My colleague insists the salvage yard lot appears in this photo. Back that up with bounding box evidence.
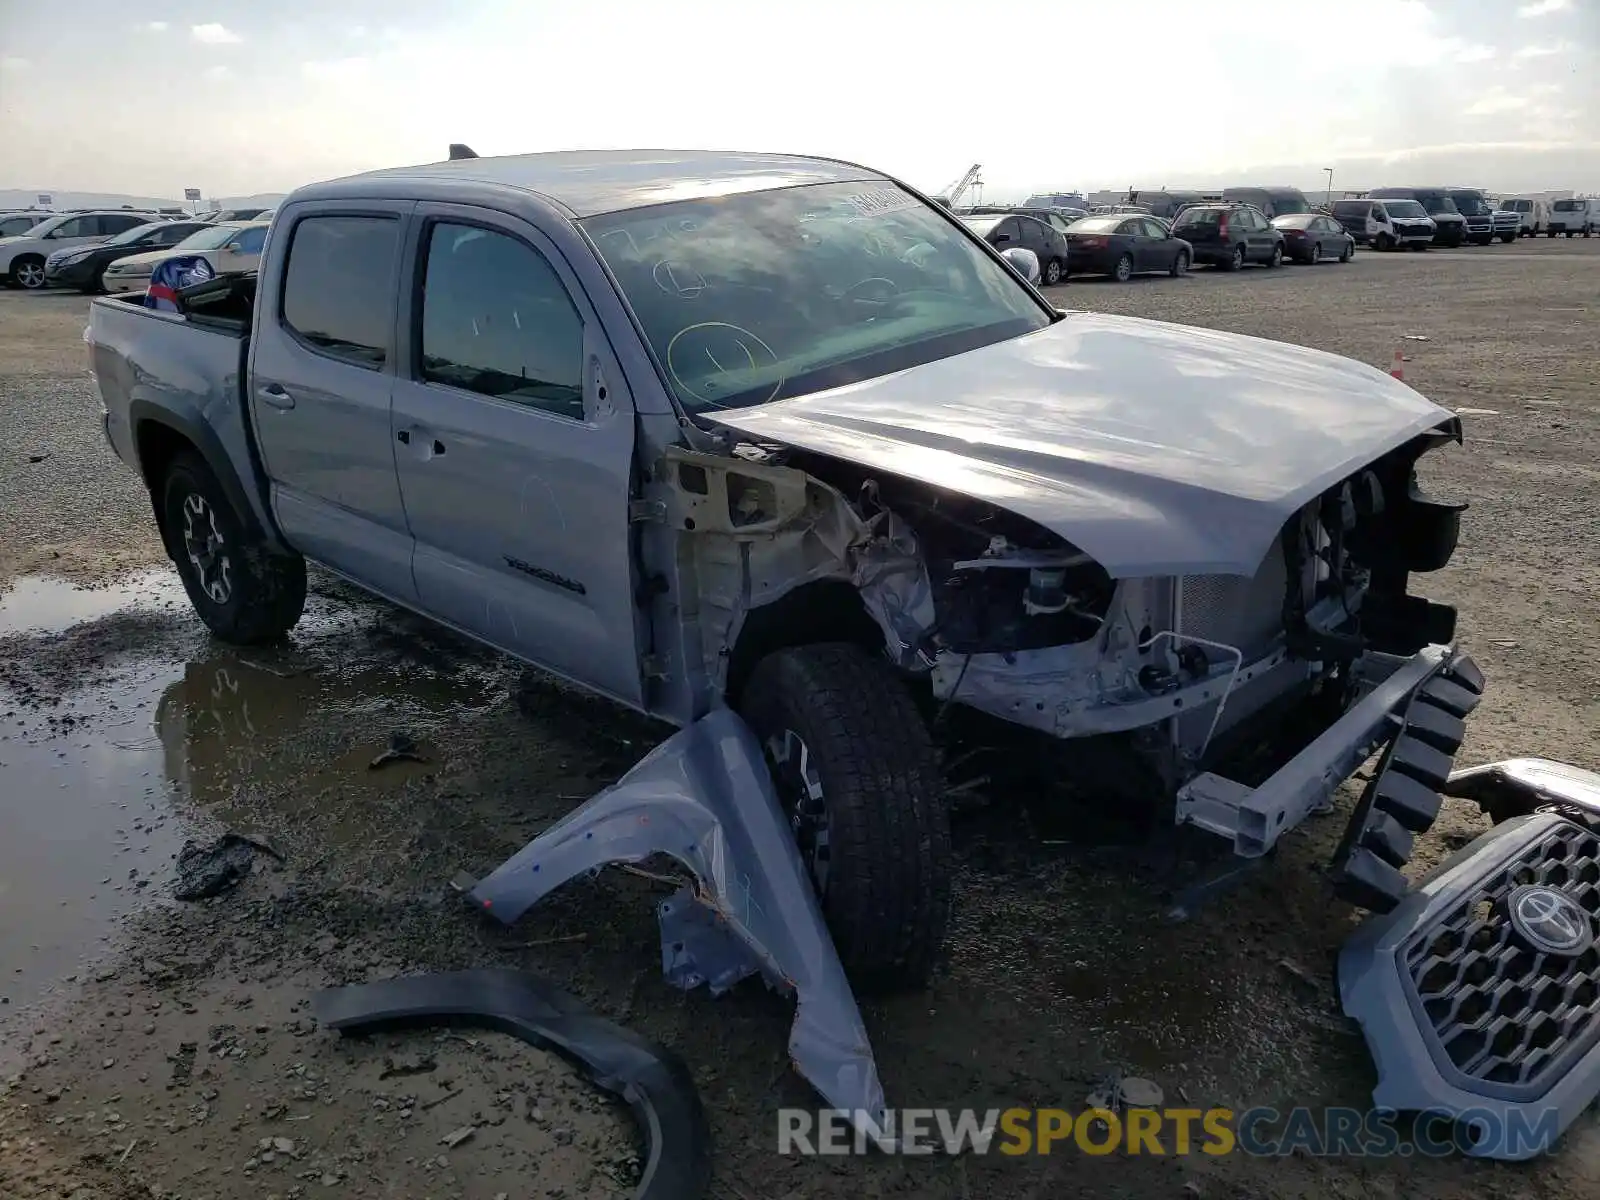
[1,239,1598,1198]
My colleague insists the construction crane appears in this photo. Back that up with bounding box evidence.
[936,164,983,209]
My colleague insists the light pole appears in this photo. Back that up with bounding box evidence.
[1323,167,1335,207]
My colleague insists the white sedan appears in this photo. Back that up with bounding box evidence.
[102,221,271,294]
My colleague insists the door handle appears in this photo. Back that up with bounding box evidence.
[430,438,446,456]
[257,384,295,410]
[396,429,410,444]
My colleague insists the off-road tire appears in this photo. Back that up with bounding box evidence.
[161,452,307,644]
[739,642,952,992]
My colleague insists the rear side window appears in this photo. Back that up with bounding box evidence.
[281,215,399,368]
[98,214,146,235]
[418,222,585,421]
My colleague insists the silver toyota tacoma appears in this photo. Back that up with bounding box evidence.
[87,148,1482,994]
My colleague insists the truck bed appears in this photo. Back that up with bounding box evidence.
[88,272,279,544]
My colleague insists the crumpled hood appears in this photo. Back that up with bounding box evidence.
[708,311,1456,578]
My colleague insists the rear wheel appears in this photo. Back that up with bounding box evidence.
[739,643,952,992]
[1169,249,1189,277]
[1309,242,1322,264]
[1112,252,1134,282]
[1042,256,1063,286]
[1339,239,1353,262]
[1264,243,1283,268]
[161,453,307,644]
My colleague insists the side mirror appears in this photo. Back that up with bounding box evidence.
[1001,246,1041,285]
[226,243,243,253]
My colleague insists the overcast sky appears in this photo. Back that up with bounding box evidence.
[1,0,1596,201]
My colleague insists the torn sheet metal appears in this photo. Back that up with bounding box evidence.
[850,509,936,670]
[312,969,710,1200]
[454,707,893,1145]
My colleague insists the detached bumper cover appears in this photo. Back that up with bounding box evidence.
[1340,806,1600,1160]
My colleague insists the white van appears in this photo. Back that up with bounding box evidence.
[1497,197,1548,236]
[1330,197,1436,250]
[1546,198,1597,237]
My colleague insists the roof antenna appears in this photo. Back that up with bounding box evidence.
[448,143,479,161]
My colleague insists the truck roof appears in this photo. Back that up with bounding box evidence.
[302,149,887,217]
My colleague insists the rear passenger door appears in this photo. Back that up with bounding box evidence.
[248,202,418,602]
[389,206,645,708]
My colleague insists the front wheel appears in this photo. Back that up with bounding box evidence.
[1499,233,1516,244]
[739,643,952,992]
[1339,240,1353,262]
[1170,249,1189,277]
[161,453,307,644]
[1042,256,1064,286]
[1264,243,1283,268]
[1222,244,1244,271]
[1309,242,1322,264]
[10,255,46,290]
[1112,252,1134,282]
[1374,233,1393,251]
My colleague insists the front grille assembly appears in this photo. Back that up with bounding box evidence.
[1406,824,1600,1091]
[1340,810,1600,1160]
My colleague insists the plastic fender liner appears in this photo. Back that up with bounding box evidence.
[312,969,712,1200]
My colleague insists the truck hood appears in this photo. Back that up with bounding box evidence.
[707,311,1456,578]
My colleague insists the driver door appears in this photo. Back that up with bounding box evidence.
[389,205,647,708]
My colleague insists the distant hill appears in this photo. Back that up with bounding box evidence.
[0,189,285,213]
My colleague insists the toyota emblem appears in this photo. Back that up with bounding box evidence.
[1506,885,1594,957]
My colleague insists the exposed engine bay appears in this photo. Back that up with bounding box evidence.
[657,420,1464,786]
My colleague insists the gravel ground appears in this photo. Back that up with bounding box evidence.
[1,239,1598,1199]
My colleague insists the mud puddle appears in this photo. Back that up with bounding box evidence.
[0,569,508,1044]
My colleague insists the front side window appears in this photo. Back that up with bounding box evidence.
[232,227,268,254]
[280,215,399,368]
[418,223,585,421]
[48,216,95,239]
[583,181,1050,414]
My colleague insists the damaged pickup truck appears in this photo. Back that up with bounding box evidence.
[87,148,1483,989]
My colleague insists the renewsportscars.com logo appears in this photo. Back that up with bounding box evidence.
[777,1106,1562,1159]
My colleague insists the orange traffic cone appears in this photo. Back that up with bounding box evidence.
[1389,346,1405,381]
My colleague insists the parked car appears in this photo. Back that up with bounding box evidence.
[101,221,272,294]
[1022,192,1090,213]
[1169,203,1284,270]
[0,211,53,238]
[1127,190,1208,220]
[198,207,273,224]
[1489,208,1521,243]
[1547,198,1597,237]
[1444,189,1496,246]
[43,220,214,293]
[1220,186,1311,218]
[1271,212,1355,264]
[1330,198,1436,250]
[86,147,1480,990]
[1496,196,1547,236]
[1367,189,1467,247]
[1061,214,1191,281]
[959,213,1070,285]
[0,210,156,289]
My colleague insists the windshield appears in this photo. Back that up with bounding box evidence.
[1067,217,1122,233]
[1331,201,1369,217]
[1553,199,1582,211]
[1268,196,1308,216]
[1385,200,1428,218]
[1173,209,1222,226]
[1448,192,1489,216]
[582,182,1050,414]
[1418,195,1460,216]
[1505,199,1530,212]
[960,216,1004,236]
[173,225,246,251]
